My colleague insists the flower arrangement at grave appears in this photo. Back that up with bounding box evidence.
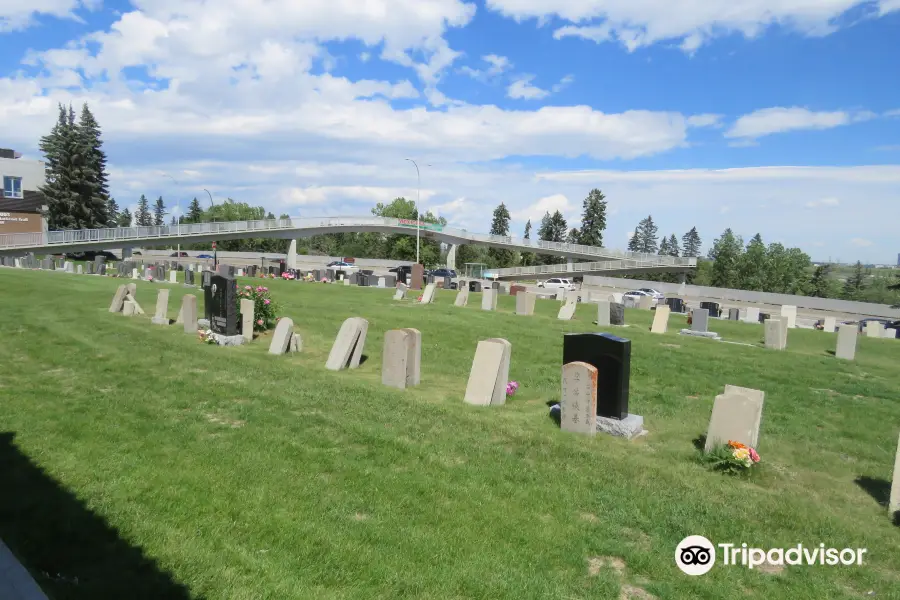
[506,381,519,397]
[320,277,328,283]
[198,329,220,344]
[239,285,280,332]
[282,272,296,281]
[702,440,761,475]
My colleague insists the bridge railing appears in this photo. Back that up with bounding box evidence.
[485,256,698,278]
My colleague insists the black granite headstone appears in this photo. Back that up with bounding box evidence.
[205,274,238,335]
[563,333,631,420]
[609,302,625,325]
[700,301,720,318]
[185,269,195,285]
[349,272,359,284]
[357,274,368,286]
[469,280,482,292]
[98,263,106,275]
[759,312,769,323]
[665,297,685,313]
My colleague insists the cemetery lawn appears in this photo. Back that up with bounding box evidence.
[3,270,900,600]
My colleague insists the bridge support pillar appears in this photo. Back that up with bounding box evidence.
[287,240,298,270]
[122,247,133,259]
[446,244,457,270]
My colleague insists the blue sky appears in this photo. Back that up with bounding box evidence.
[2,0,899,263]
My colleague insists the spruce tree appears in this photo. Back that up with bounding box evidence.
[39,104,84,229]
[637,215,658,253]
[106,198,119,227]
[843,261,867,300]
[77,103,110,226]
[117,208,132,227]
[667,234,679,257]
[488,203,514,266]
[681,226,702,257]
[135,195,152,226]
[153,196,166,226]
[627,229,641,252]
[537,211,568,264]
[186,197,203,223]
[658,236,670,255]
[566,228,580,244]
[708,228,744,288]
[577,189,607,247]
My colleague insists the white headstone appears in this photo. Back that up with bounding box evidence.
[463,339,510,406]
[382,329,412,389]
[890,434,900,520]
[744,307,760,323]
[122,300,137,316]
[835,323,858,360]
[638,295,653,310]
[401,328,422,387]
[596,300,610,326]
[515,292,536,316]
[481,288,497,311]
[822,316,837,333]
[76,264,83,274]
[169,270,177,284]
[240,298,254,342]
[704,385,765,452]
[561,361,598,436]
[394,285,407,300]
[420,283,437,304]
[866,321,884,338]
[325,317,368,370]
[764,318,785,350]
[484,338,511,406]
[268,317,294,355]
[377,277,386,288]
[181,294,198,333]
[780,305,797,328]
[151,289,170,324]
[610,293,624,304]
[650,306,670,334]
[109,285,128,313]
[454,287,469,307]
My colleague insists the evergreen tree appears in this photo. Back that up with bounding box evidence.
[153,196,166,226]
[627,229,641,252]
[39,104,84,229]
[576,189,607,247]
[488,202,514,267]
[186,197,203,223]
[566,228,579,244]
[77,103,110,225]
[737,233,767,290]
[843,261,867,300]
[106,198,119,227]
[810,264,836,298]
[170,215,177,226]
[658,236,670,255]
[537,211,568,264]
[135,195,152,226]
[667,234,679,257]
[117,208,132,227]
[629,215,658,253]
[681,226,702,257]
[708,228,744,288]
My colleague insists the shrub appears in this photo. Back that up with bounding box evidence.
[238,285,279,332]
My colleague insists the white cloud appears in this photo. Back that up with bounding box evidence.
[487,0,900,52]
[687,114,723,128]
[281,185,434,206]
[507,75,549,100]
[851,238,873,247]
[0,0,99,32]
[805,197,840,208]
[552,74,575,93]
[626,230,635,239]
[510,193,578,225]
[459,53,513,80]
[726,107,876,140]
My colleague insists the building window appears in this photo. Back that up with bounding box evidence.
[3,176,22,199]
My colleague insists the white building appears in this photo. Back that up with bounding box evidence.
[0,148,48,236]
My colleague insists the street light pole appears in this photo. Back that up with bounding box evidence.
[203,189,216,270]
[405,158,421,265]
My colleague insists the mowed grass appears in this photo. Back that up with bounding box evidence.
[1,269,900,600]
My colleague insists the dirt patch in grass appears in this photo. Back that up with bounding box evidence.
[621,527,652,550]
[587,556,626,577]
[660,344,681,349]
[204,413,246,428]
[351,512,370,521]
[580,513,599,523]
[620,584,657,600]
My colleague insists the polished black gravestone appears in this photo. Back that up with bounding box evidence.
[185,269,195,285]
[699,301,720,318]
[665,297,685,313]
[563,333,631,420]
[469,280,482,292]
[205,275,238,335]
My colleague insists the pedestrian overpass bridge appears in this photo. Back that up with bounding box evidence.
[0,216,696,276]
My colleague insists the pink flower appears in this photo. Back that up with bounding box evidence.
[264,299,270,305]
[257,319,263,325]
[245,285,251,290]
[749,448,760,463]
[262,287,268,292]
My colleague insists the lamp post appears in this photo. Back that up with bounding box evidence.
[203,188,217,269]
[404,159,421,265]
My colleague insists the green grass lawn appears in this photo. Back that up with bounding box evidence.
[1,269,899,600]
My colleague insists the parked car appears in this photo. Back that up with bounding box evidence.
[196,254,214,259]
[132,251,142,256]
[326,260,358,271]
[429,268,457,279]
[625,288,665,300]
[538,277,577,291]
[854,317,896,333]
[170,251,189,257]
[64,250,118,261]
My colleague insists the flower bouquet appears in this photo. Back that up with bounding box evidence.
[506,381,519,397]
[702,440,761,475]
[238,285,279,331]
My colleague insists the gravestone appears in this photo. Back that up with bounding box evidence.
[410,264,424,290]
[609,302,625,326]
[169,270,177,283]
[822,316,837,333]
[704,385,765,452]
[151,289,170,325]
[515,292,536,316]
[394,283,408,300]
[237,268,244,276]
[560,361,598,436]
[510,285,526,296]
[122,300,137,316]
[691,308,709,333]
[469,280,482,293]
[76,264,83,274]
[288,333,302,352]
[745,307,760,323]
[562,333,631,420]
[664,297,685,313]
[464,338,511,406]
[780,305,797,328]
[377,277,386,288]
[325,317,369,371]
[557,293,577,320]
[866,321,884,338]
[650,306,670,334]
[383,274,397,288]
[63,261,74,273]
[596,300,611,326]
[420,283,437,304]
[240,298,254,342]
[268,317,294,355]
[481,288,498,311]
[382,329,413,389]
[609,292,624,304]
[181,294,198,334]
[491,281,500,290]
[638,295,653,310]
[201,271,212,289]
[764,318,786,350]
[728,308,740,321]
[890,434,900,521]
[41,258,51,270]
[454,288,469,307]
[109,285,128,313]
[699,301,720,318]
[185,269,195,286]
[206,275,238,335]
[884,328,899,339]
[835,323,858,360]
[87,262,95,274]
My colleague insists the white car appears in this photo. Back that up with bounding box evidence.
[326,261,358,271]
[624,288,664,301]
[538,277,577,291]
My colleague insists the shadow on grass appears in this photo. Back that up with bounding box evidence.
[855,476,900,526]
[692,435,707,451]
[825,349,836,356]
[0,432,199,600]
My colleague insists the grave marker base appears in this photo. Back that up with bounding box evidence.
[596,414,645,440]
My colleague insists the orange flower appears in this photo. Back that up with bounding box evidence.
[728,440,747,450]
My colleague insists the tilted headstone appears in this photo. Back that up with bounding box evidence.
[240,298,254,342]
[822,317,837,333]
[109,285,128,313]
[410,264,425,290]
[609,302,625,326]
[557,293,577,320]
[764,318,786,350]
[122,300,137,316]
[650,306,671,334]
[464,338,511,406]
[325,317,369,371]
[382,329,412,389]
[704,385,765,452]
[454,288,469,307]
[563,333,631,420]
[420,283,437,304]
[561,361,598,436]
[835,323,858,360]
[206,274,238,335]
[151,289,170,325]
[481,288,498,311]
[780,305,797,328]
[889,434,900,521]
[288,333,302,352]
[596,300,611,326]
[394,282,408,300]
[181,294,198,334]
[515,292,536,316]
[691,308,709,333]
[268,317,294,355]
